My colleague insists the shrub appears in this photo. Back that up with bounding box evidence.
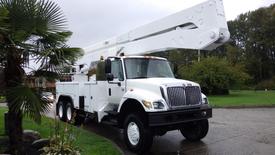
[255,77,275,90]
[179,57,250,95]
[42,117,81,155]
[0,96,5,103]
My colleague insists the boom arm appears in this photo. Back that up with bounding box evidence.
[80,0,230,64]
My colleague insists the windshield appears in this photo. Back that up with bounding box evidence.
[124,58,174,79]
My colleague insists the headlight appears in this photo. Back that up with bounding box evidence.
[142,100,152,109]
[202,97,208,104]
[142,100,166,109]
[153,100,165,109]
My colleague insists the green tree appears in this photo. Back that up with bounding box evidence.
[225,44,244,65]
[179,57,249,95]
[150,49,198,76]
[228,4,275,83]
[0,0,83,153]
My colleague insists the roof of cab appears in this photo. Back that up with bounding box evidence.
[121,55,167,60]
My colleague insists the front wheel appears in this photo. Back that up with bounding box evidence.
[124,114,153,154]
[180,119,209,142]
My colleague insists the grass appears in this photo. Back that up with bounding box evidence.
[0,108,5,133]
[0,96,5,103]
[0,107,121,155]
[209,90,275,108]
[0,108,8,153]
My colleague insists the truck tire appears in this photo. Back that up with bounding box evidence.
[180,119,209,142]
[64,103,85,126]
[57,102,66,121]
[65,103,74,123]
[124,114,153,154]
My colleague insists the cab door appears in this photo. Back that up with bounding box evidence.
[107,58,126,105]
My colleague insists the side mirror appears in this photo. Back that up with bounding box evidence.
[79,64,84,70]
[106,73,114,81]
[105,59,111,73]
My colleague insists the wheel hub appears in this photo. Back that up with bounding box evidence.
[67,106,72,121]
[127,122,140,146]
[58,105,63,118]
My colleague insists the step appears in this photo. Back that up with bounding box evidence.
[105,110,119,116]
[101,118,118,126]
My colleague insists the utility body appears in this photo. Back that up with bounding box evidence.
[56,0,230,153]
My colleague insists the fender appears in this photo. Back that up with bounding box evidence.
[118,88,168,112]
[57,95,74,106]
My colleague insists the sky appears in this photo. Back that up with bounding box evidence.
[53,0,275,49]
[26,0,275,72]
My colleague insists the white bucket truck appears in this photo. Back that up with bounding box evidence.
[56,0,230,153]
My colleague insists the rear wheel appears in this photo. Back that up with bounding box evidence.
[65,103,85,126]
[180,119,209,142]
[124,114,153,154]
[57,102,65,121]
[65,103,73,123]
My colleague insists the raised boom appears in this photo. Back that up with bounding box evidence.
[79,0,230,65]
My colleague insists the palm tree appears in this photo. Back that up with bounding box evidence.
[0,0,83,153]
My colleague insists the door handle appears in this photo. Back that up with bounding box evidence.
[108,81,121,87]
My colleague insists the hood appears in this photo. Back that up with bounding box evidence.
[126,78,200,98]
[124,78,203,112]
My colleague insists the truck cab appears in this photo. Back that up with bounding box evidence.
[105,56,210,112]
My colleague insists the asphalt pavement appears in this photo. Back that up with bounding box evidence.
[81,108,275,155]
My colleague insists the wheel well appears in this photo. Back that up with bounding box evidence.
[57,96,74,112]
[118,99,147,128]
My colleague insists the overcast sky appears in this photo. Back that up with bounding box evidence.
[54,0,275,48]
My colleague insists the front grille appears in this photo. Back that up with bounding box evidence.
[185,86,202,105]
[167,86,201,107]
[167,87,186,107]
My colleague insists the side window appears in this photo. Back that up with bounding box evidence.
[111,59,124,81]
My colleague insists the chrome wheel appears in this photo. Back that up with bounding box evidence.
[127,122,140,146]
[58,104,63,119]
[66,105,72,121]
[124,114,153,153]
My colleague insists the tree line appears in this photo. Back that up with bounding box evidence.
[154,4,275,95]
